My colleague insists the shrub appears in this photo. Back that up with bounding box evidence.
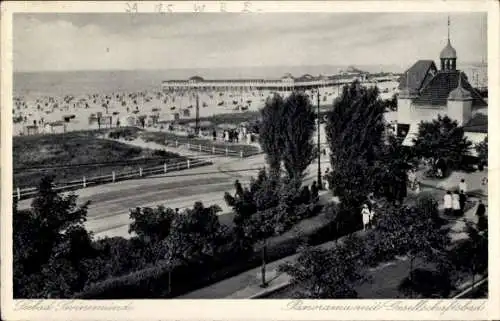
[398,268,455,298]
[75,207,336,299]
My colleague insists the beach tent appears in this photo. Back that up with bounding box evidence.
[182,109,191,117]
[49,121,66,134]
[126,116,136,126]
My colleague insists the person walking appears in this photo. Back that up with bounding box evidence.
[212,129,217,141]
[408,169,417,190]
[234,179,244,199]
[459,191,467,214]
[459,178,467,194]
[443,191,453,216]
[362,204,371,231]
[369,207,375,229]
[238,130,244,143]
[452,190,461,216]
[323,169,330,190]
[310,181,319,203]
[475,199,486,217]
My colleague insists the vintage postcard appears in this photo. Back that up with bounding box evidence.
[1,1,499,320]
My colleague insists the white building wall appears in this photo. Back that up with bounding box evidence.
[411,106,447,124]
[397,98,414,124]
[447,100,472,126]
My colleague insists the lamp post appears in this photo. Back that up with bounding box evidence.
[317,87,323,190]
[195,92,200,136]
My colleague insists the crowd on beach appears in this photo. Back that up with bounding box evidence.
[13,80,399,137]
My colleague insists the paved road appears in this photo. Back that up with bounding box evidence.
[18,148,332,239]
[18,153,260,237]
[17,130,333,240]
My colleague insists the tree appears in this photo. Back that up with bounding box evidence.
[412,115,472,171]
[129,206,175,243]
[475,136,488,167]
[281,92,316,182]
[372,135,410,202]
[279,238,366,298]
[450,220,488,287]
[161,202,224,266]
[325,81,386,207]
[259,94,286,176]
[369,193,451,297]
[382,93,398,111]
[13,176,92,298]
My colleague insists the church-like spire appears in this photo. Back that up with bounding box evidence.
[440,15,457,70]
[447,15,450,43]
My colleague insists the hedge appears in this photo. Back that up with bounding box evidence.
[75,203,363,299]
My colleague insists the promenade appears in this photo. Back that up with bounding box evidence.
[180,168,488,299]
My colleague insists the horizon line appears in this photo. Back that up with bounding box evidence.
[13,61,487,74]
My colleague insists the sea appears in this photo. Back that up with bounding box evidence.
[13,63,487,98]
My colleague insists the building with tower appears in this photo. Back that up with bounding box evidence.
[396,18,487,151]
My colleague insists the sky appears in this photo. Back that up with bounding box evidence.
[13,12,487,72]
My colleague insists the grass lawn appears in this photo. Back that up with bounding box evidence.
[13,129,188,188]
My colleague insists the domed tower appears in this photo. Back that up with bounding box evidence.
[440,17,457,71]
[447,72,473,126]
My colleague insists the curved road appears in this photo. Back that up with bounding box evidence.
[18,151,267,239]
[18,140,331,239]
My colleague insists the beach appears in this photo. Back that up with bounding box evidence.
[13,70,404,137]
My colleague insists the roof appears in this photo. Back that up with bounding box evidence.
[463,113,488,133]
[398,60,437,93]
[440,40,457,59]
[413,71,487,107]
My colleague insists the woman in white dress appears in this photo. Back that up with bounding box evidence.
[452,191,461,216]
[361,204,371,231]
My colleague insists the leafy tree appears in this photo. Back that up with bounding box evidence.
[450,220,488,286]
[381,93,398,111]
[259,94,286,175]
[81,237,151,286]
[325,81,386,207]
[372,135,411,202]
[369,193,451,296]
[281,92,316,182]
[161,202,224,266]
[279,238,366,298]
[129,206,175,243]
[475,136,488,166]
[13,176,92,298]
[412,115,472,171]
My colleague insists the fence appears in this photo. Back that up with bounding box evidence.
[14,158,211,201]
[164,138,261,159]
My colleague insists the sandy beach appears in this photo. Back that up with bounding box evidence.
[13,80,399,136]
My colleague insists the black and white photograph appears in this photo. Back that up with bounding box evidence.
[1,1,497,319]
